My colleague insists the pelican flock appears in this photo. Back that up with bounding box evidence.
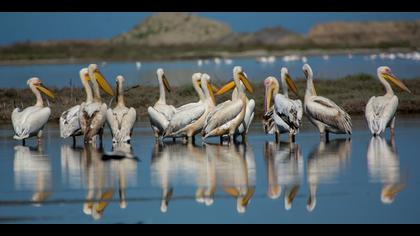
[202,66,253,143]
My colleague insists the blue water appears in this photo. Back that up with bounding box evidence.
[1,54,420,89]
[0,116,419,224]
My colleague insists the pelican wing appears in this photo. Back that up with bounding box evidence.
[237,99,255,134]
[164,102,205,135]
[60,105,82,138]
[154,104,176,120]
[306,96,352,134]
[12,106,51,139]
[148,106,169,132]
[107,107,137,143]
[263,108,277,134]
[365,95,398,135]
[83,103,107,141]
[203,100,244,134]
[274,94,303,133]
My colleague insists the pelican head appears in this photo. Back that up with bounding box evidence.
[267,184,281,200]
[200,73,218,104]
[216,66,253,96]
[378,66,411,93]
[264,76,279,113]
[27,77,55,99]
[88,64,114,96]
[192,72,202,87]
[79,68,89,82]
[281,67,298,95]
[302,63,313,80]
[157,68,171,93]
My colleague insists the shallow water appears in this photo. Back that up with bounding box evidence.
[1,54,420,89]
[0,116,419,224]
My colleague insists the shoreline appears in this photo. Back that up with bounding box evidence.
[0,47,414,66]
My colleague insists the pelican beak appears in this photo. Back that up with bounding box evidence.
[303,70,309,79]
[84,74,90,82]
[224,187,239,197]
[239,72,254,94]
[210,84,219,93]
[285,73,298,95]
[215,80,236,96]
[94,71,114,96]
[265,83,274,113]
[383,72,411,93]
[95,190,114,215]
[36,84,55,99]
[207,81,216,104]
[162,74,171,93]
[241,187,255,206]
[287,186,300,205]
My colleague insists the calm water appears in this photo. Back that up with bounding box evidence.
[0,116,419,224]
[1,54,420,89]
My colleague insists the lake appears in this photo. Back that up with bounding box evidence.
[1,53,420,89]
[0,116,419,224]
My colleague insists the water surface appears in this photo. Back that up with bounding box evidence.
[0,116,419,224]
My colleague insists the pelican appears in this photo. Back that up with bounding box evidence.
[79,64,114,144]
[163,73,217,142]
[303,64,352,140]
[12,77,55,145]
[59,68,90,145]
[233,80,255,140]
[365,66,411,137]
[202,66,253,143]
[106,75,137,144]
[148,68,176,140]
[263,68,303,143]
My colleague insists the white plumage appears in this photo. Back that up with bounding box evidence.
[148,68,177,139]
[106,75,137,143]
[303,64,352,139]
[12,77,55,144]
[263,68,303,142]
[365,66,411,136]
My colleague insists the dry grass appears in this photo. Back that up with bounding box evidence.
[1,74,420,124]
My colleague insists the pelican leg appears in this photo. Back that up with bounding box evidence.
[220,136,224,145]
[22,139,26,146]
[172,137,176,142]
[275,132,279,143]
[289,134,296,143]
[37,130,43,146]
[72,136,77,147]
[241,133,247,144]
[390,116,396,138]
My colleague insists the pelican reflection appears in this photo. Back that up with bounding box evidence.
[307,139,351,212]
[60,143,138,220]
[151,142,256,214]
[263,142,303,210]
[14,144,52,206]
[151,142,208,212]
[367,136,404,204]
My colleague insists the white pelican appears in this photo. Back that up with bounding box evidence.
[12,77,55,145]
[264,142,303,210]
[59,68,90,145]
[79,64,114,144]
[232,80,255,140]
[303,64,352,140]
[263,68,303,143]
[106,75,137,143]
[148,68,177,140]
[202,66,253,143]
[163,73,217,142]
[367,136,404,204]
[365,66,411,137]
